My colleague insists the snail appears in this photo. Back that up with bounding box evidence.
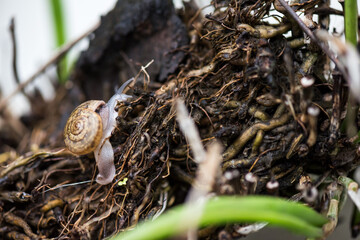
[64,79,133,185]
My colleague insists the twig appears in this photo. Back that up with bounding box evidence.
[0,21,100,112]
[176,99,222,240]
[309,7,343,16]
[134,59,154,91]
[176,99,206,163]
[9,17,30,102]
[186,142,222,240]
[277,0,347,81]
[9,18,20,85]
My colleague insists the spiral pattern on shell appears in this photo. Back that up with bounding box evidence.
[64,100,105,155]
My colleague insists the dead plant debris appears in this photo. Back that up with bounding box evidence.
[1,0,360,239]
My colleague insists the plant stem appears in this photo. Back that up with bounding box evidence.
[342,0,359,136]
[49,0,68,83]
[345,0,358,46]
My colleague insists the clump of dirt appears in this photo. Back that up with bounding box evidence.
[0,0,358,239]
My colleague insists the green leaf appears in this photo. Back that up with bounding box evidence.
[49,0,68,83]
[112,196,327,240]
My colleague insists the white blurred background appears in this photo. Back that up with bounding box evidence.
[0,0,117,116]
[0,0,213,117]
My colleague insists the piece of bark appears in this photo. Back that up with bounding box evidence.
[74,0,188,99]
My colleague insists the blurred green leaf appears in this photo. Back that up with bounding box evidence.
[113,196,327,240]
[49,0,68,83]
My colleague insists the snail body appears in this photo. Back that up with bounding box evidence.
[64,79,133,185]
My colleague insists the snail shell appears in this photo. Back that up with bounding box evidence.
[64,100,105,155]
